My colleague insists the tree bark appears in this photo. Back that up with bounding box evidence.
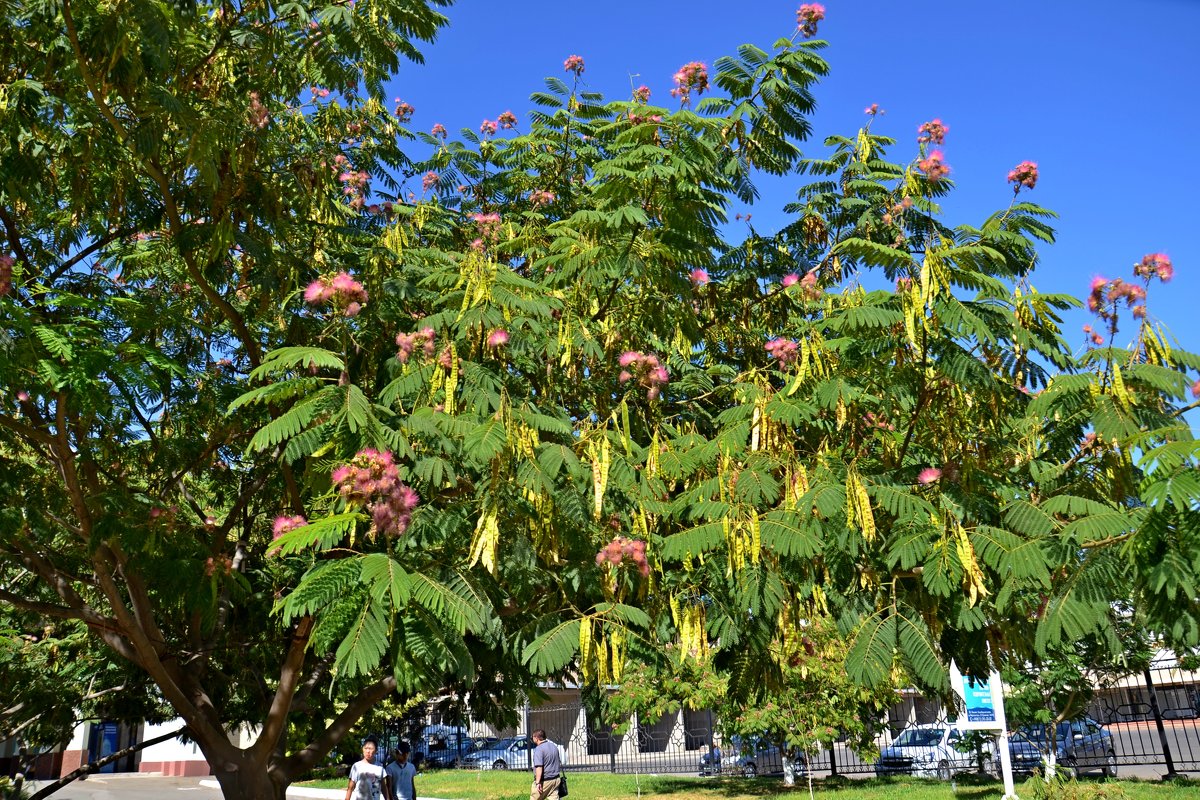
[211,750,289,800]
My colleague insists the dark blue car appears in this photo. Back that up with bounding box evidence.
[1008,718,1117,778]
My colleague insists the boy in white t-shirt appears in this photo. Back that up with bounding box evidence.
[345,739,387,800]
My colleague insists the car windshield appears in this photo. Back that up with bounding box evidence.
[892,729,945,747]
[488,737,520,751]
[1015,723,1070,743]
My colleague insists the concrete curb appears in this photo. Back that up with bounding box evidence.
[198,779,452,799]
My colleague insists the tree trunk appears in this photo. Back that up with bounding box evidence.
[782,749,798,786]
[210,752,289,800]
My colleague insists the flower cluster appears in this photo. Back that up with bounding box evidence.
[1192,379,1200,399]
[470,212,502,250]
[670,61,709,106]
[393,100,414,122]
[0,253,12,296]
[1081,323,1105,346]
[628,112,663,125]
[918,150,950,182]
[431,123,448,139]
[797,3,825,38]
[337,160,370,208]
[498,110,518,130]
[917,467,942,485]
[783,271,820,300]
[563,55,585,76]
[1134,253,1173,283]
[304,271,368,316]
[480,118,498,136]
[486,328,509,348]
[1007,160,1039,191]
[765,338,799,365]
[862,411,895,431]
[1087,276,1147,324]
[633,85,651,104]
[310,86,331,100]
[332,449,419,536]
[864,103,881,116]
[618,351,669,400]
[422,171,439,193]
[248,92,269,129]
[204,555,234,577]
[917,118,948,145]
[595,536,650,577]
[395,327,436,363]
[689,268,710,286]
[529,189,556,207]
[272,514,308,540]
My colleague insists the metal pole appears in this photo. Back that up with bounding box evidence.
[1143,668,1179,779]
[829,739,838,777]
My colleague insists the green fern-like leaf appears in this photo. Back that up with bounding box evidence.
[523,618,581,675]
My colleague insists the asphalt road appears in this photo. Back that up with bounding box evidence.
[25,774,223,800]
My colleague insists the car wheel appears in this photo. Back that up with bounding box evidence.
[1059,760,1077,780]
[742,762,757,778]
[1104,750,1117,778]
[492,759,508,770]
[937,760,951,781]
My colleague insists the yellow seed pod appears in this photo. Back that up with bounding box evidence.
[845,469,859,530]
[468,506,501,575]
[1111,363,1133,410]
[749,514,761,565]
[810,584,828,616]
[953,521,989,606]
[596,633,610,685]
[856,479,876,544]
[579,618,594,683]
[610,629,625,683]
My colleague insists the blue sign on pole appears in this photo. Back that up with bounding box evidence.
[964,677,996,723]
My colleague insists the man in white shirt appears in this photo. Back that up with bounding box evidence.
[385,744,417,800]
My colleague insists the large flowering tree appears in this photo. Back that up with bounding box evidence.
[2,3,1199,799]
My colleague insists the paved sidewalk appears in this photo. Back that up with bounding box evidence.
[199,779,451,798]
[27,773,452,799]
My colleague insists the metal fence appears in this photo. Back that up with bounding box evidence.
[384,655,1199,779]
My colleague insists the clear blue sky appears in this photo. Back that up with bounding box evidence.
[386,0,1200,369]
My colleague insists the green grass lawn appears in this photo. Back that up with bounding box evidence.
[300,771,1199,800]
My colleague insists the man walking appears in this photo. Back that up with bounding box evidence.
[529,729,562,800]
[385,744,417,800]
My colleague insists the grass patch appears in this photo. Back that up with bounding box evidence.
[299,771,1200,800]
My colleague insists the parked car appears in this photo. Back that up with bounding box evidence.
[412,725,475,768]
[699,735,806,778]
[457,735,535,770]
[1007,718,1116,778]
[875,725,991,780]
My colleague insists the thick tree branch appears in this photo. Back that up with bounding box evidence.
[0,413,56,449]
[250,616,314,765]
[282,675,397,778]
[0,205,32,272]
[0,589,83,622]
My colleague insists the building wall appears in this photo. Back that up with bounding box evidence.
[137,721,210,776]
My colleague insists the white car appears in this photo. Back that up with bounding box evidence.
[874,725,992,780]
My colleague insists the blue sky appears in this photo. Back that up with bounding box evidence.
[386,0,1200,374]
